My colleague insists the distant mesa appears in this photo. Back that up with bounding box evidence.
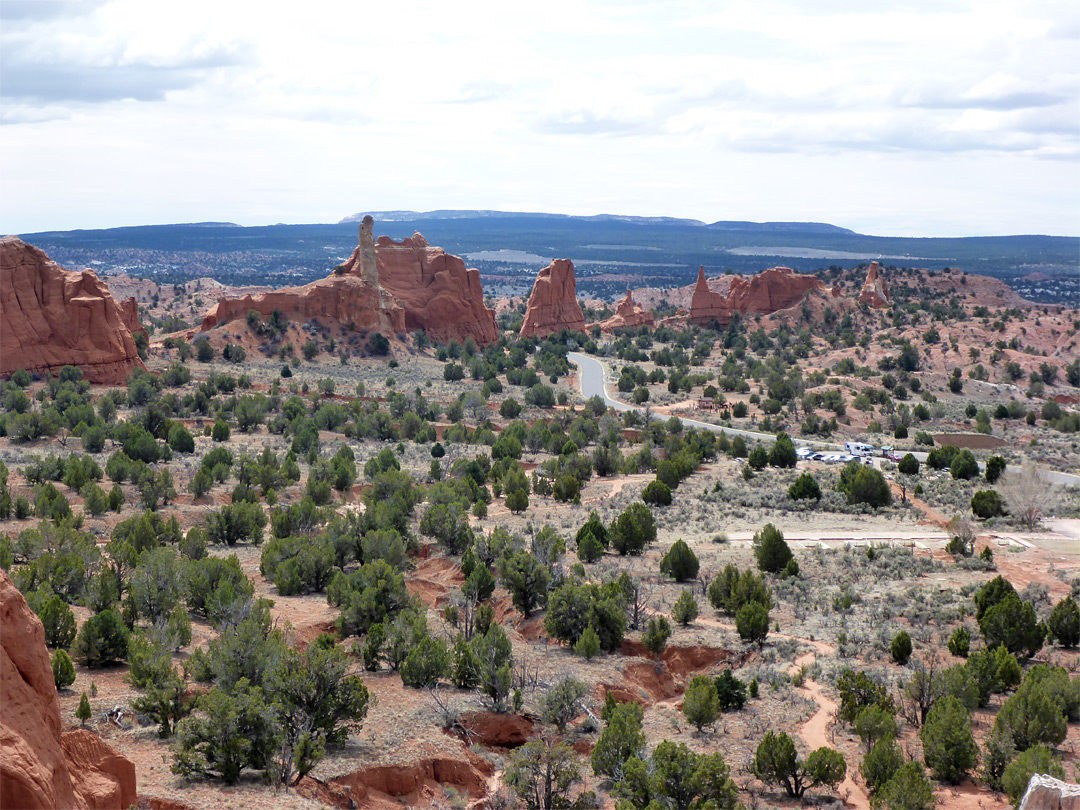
[858,261,890,308]
[520,258,586,339]
[202,217,498,346]
[0,236,146,384]
[689,265,827,326]
[600,288,654,332]
[1,569,138,809]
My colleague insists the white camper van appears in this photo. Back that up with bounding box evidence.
[844,441,874,457]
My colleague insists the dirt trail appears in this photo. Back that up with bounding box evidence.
[787,653,869,810]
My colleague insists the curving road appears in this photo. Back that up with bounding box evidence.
[571,351,828,449]
[569,351,1080,488]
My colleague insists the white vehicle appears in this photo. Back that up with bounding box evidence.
[844,441,874,457]
[796,447,812,458]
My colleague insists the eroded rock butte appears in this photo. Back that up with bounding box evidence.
[858,261,890,308]
[1,236,146,384]
[600,288,654,332]
[520,258,586,338]
[0,569,137,809]
[690,265,827,326]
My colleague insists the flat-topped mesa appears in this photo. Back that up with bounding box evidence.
[369,231,498,345]
[0,236,145,384]
[858,261,890,308]
[0,569,138,809]
[600,288,654,332]
[520,258,586,339]
[690,265,826,326]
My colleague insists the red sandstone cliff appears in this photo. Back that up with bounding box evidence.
[600,289,654,332]
[0,237,146,384]
[689,265,826,326]
[200,275,406,335]
[519,259,586,339]
[858,261,890,308]
[369,231,498,345]
[0,570,137,809]
[119,298,149,340]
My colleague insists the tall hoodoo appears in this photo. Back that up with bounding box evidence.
[858,261,890,308]
[356,215,379,288]
[0,236,145,384]
[0,569,138,809]
[519,258,586,339]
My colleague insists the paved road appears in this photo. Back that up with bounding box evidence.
[570,352,828,448]
[569,351,1080,488]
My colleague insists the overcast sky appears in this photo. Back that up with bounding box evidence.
[2,0,1077,237]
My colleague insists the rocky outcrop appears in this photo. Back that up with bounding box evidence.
[690,265,826,326]
[367,231,498,345]
[202,221,498,345]
[0,237,145,384]
[858,261,890,308]
[200,274,406,335]
[600,289,654,332]
[119,298,149,340]
[519,259,586,338]
[0,569,137,809]
[1019,774,1080,810]
[201,217,405,335]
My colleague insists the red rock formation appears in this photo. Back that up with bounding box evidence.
[202,221,497,346]
[858,261,890,308]
[600,289,654,332]
[0,570,137,809]
[1,237,146,384]
[119,298,149,340]
[690,265,826,326]
[689,266,732,325]
[368,231,497,345]
[200,274,406,336]
[519,259,586,338]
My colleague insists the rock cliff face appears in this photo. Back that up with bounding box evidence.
[600,289,654,332]
[368,231,498,345]
[1019,774,1080,810]
[0,237,146,384]
[519,259,586,338]
[201,217,406,335]
[0,570,137,809]
[858,261,890,308]
[200,275,406,335]
[690,265,826,326]
[119,298,149,340]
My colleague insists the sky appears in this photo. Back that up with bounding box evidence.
[1,0,1078,237]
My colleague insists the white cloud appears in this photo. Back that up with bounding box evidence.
[0,0,1076,235]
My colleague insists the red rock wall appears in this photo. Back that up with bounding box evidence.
[371,233,498,345]
[519,259,586,339]
[201,274,406,335]
[119,298,149,340]
[0,570,137,810]
[0,237,145,384]
[600,289,654,332]
[690,265,826,326]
